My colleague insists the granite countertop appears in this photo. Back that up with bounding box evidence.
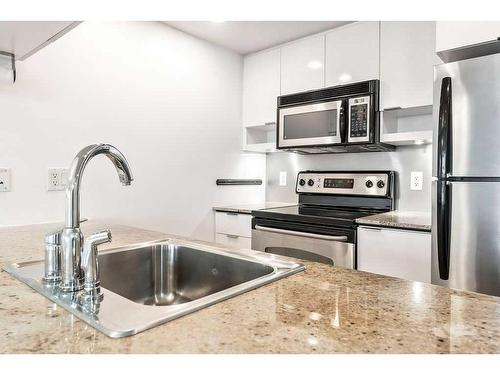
[212,202,295,214]
[1,221,500,354]
[356,211,431,232]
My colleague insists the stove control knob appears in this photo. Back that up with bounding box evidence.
[377,180,385,189]
[307,179,315,187]
[299,179,306,186]
[365,180,374,188]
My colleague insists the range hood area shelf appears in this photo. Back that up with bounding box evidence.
[380,105,433,146]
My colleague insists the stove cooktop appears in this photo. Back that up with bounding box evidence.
[252,204,382,228]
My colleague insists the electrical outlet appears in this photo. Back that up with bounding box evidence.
[48,168,68,191]
[410,171,423,191]
[279,171,287,186]
[0,168,11,192]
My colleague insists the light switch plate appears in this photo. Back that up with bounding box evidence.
[0,168,11,192]
[410,171,423,191]
[48,168,68,191]
[279,171,287,186]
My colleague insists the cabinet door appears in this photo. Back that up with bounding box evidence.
[242,49,281,127]
[357,226,431,283]
[280,34,325,95]
[436,21,500,52]
[380,22,437,110]
[325,22,379,87]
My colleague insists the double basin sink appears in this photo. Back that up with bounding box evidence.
[5,239,304,337]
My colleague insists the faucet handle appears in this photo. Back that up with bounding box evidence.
[81,230,112,303]
[43,229,63,283]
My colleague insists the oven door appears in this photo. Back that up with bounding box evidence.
[251,224,355,268]
[277,100,343,148]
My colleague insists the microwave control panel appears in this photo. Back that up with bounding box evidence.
[348,96,370,143]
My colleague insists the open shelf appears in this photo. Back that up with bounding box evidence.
[381,105,433,146]
[243,122,278,153]
[381,130,433,146]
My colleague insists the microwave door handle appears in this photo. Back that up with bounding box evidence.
[437,77,452,179]
[254,225,348,242]
[436,180,452,280]
[339,100,347,143]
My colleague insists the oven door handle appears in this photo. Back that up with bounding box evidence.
[254,225,348,242]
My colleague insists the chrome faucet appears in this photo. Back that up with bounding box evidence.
[44,144,133,296]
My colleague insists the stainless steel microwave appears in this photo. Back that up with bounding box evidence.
[276,80,394,153]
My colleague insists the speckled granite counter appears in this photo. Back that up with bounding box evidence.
[1,221,500,354]
[356,211,431,232]
[213,202,295,214]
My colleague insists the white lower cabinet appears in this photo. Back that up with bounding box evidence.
[215,211,252,249]
[357,226,431,283]
[215,233,252,249]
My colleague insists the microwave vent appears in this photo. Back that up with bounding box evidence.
[278,80,375,107]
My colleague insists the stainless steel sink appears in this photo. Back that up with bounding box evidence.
[4,239,304,338]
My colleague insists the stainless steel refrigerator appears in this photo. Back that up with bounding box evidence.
[432,53,500,297]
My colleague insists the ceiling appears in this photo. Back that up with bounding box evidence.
[164,21,352,55]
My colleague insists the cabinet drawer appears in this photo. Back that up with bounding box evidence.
[357,226,431,283]
[215,233,252,250]
[215,211,252,237]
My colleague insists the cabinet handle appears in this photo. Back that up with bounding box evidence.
[265,122,276,126]
[225,212,238,216]
[226,234,239,239]
[383,106,403,112]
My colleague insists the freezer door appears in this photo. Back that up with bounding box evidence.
[432,180,500,296]
[433,54,500,178]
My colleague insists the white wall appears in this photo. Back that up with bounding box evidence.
[0,22,266,241]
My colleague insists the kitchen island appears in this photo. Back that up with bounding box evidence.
[1,221,500,354]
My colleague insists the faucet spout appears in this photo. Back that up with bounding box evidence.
[56,144,133,292]
[65,144,133,229]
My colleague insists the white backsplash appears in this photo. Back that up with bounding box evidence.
[266,144,432,213]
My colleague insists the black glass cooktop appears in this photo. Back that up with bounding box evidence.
[252,204,381,228]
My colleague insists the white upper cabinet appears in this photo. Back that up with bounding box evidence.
[325,22,379,87]
[436,21,500,52]
[380,21,437,110]
[436,22,500,62]
[242,48,281,127]
[0,22,79,60]
[280,34,325,95]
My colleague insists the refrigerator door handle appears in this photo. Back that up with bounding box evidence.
[437,180,452,279]
[437,77,452,179]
